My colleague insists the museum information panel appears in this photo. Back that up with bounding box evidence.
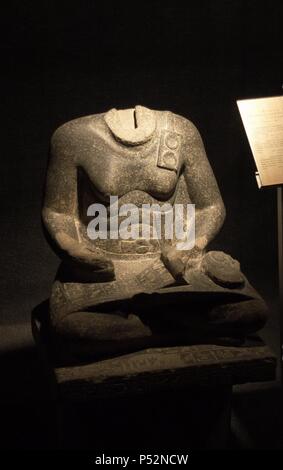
[237,96,283,187]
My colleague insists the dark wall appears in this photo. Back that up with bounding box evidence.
[1,0,283,324]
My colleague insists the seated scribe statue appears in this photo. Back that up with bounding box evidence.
[42,105,268,362]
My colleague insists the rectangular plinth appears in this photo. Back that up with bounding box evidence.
[54,339,276,401]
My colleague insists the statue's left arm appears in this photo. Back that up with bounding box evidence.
[162,118,226,278]
[183,119,226,250]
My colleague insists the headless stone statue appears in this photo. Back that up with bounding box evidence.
[42,105,268,362]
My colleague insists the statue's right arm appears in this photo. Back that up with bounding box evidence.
[42,124,114,276]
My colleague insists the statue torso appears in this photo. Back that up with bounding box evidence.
[55,106,191,258]
[77,107,185,205]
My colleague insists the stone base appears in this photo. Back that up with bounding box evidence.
[32,303,276,449]
[53,341,275,400]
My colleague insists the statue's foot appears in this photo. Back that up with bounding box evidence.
[208,297,268,336]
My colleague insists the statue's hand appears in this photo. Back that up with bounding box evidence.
[161,244,204,281]
[55,232,115,276]
[71,245,114,272]
[161,246,187,281]
[185,246,204,271]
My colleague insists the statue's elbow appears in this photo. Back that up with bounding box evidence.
[41,206,51,230]
[211,201,226,230]
[41,206,59,242]
[219,200,226,226]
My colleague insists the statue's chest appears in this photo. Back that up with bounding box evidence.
[83,132,183,199]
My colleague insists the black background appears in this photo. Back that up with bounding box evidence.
[0,0,283,449]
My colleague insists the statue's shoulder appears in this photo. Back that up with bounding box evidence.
[155,109,199,137]
[51,113,104,140]
[172,112,200,138]
[50,113,105,153]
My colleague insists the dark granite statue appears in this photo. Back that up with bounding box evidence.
[42,105,268,361]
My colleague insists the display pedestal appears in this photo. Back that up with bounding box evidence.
[32,304,276,450]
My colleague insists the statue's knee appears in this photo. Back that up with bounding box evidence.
[209,298,268,333]
[52,310,152,342]
[49,279,152,344]
[49,311,154,360]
